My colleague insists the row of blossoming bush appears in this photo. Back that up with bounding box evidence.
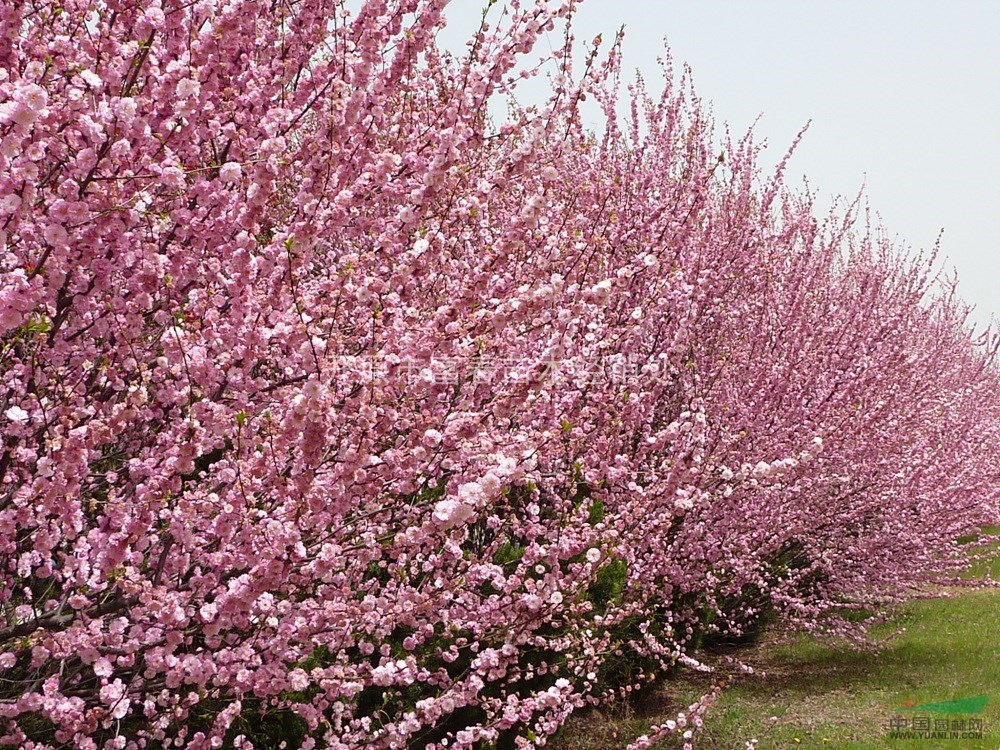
[1,1,998,748]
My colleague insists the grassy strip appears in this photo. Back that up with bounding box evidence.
[677,588,1000,749]
[555,529,1000,749]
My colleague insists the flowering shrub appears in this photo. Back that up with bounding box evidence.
[1,1,998,748]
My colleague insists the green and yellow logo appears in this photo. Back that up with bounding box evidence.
[897,695,988,714]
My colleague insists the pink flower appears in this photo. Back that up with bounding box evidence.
[159,166,185,189]
[752,461,773,480]
[93,658,113,678]
[176,78,200,99]
[17,83,48,113]
[219,162,242,183]
[43,223,67,246]
[143,7,165,28]
[99,680,129,720]
[432,498,476,529]
[0,194,21,214]
[288,668,309,691]
[4,406,29,423]
[200,603,218,622]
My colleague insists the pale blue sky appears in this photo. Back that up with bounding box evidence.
[438,1,1000,331]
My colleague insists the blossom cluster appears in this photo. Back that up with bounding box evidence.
[1,1,998,748]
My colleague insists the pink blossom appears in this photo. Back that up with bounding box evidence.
[99,680,127,716]
[0,194,21,214]
[16,83,48,112]
[523,594,543,612]
[93,658,113,678]
[432,498,476,529]
[143,7,165,28]
[219,162,242,183]
[288,668,309,691]
[175,78,200,99]
[3,406,29,423]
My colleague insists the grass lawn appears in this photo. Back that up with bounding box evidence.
[554,529,1000,750]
